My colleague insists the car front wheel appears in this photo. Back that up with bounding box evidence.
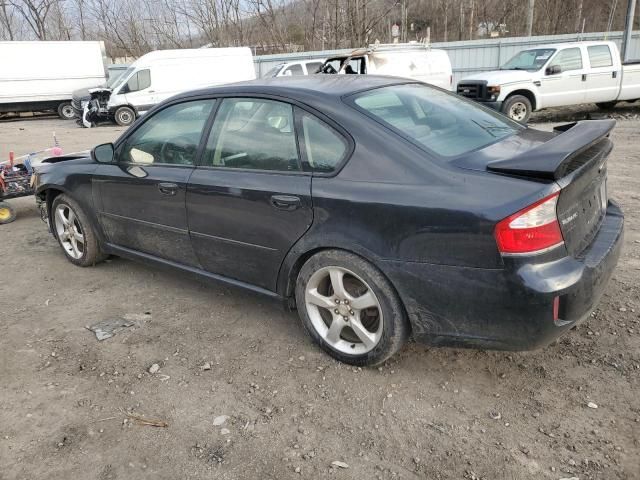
[52,194,106,267]
[114,106,136,126]
[295,250,409,366]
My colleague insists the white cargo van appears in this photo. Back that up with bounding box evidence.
[82,47,256,126]
[0,41,107,119]
[319,43,453,90]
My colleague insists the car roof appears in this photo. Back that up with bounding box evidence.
[526,40,616,50]
[179,75,414,103]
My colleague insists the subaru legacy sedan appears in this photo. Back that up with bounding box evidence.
[34,76,623,366]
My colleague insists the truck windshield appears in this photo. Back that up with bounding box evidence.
[350,83,522,158]
[501,48,555,71]
[109,67,135,90]
[106,67,132,88]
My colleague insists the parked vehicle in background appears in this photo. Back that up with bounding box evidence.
[34,76,622,366]
[78,47,256,127]
[457,41,640,123]
[262,60,326,78]
[71,65,129,119]
[0,41,107,120]
[319,43,453,90]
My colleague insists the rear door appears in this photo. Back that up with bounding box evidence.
[584,44,620,104]
[186,97,313,290]
[94,99,215,266]
[538,47,587,108]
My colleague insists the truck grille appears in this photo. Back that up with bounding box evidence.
[457,82,487,100]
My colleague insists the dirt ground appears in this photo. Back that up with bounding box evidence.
[1,108,639,480]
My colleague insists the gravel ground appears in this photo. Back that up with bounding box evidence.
[1,107,639,480]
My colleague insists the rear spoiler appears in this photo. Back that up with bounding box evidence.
[486,120,615,180]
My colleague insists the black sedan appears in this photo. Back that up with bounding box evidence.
[34,76,624,366]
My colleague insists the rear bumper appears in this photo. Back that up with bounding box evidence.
[382,201,624,350]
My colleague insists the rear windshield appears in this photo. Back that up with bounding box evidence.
[351,83,522,158]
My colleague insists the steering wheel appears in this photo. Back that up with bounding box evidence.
[159,136,194,165]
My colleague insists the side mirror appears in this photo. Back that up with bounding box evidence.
[546,65,561,75]
[92,143,115,163]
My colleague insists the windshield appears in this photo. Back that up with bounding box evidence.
[106,67,131,88]
[110,66,135,90]
[263,64,284,78]
[501,48,556,71]
[351,83,522,158]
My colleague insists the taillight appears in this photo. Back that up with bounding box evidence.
[494,192,564,254]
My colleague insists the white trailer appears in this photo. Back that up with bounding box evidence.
[0,41,107,119]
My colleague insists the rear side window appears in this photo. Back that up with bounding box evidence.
[299,113,348,172]
[588,45,613,68]
[550,48,583,71]
[204,98,300,172]
[351,84,521,158]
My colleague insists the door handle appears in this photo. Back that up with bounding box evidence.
[158,182,178,196]
[582,74,587,81]
[270,194,301,211]
[612,71,617,79]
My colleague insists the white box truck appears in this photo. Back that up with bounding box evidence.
[0,41,107,119]
[78,47,256,127]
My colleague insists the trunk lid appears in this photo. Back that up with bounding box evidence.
[455,120,615,257]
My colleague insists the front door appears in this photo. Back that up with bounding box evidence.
[186,97,313,290]
[538,47,587,108]
[119,69,156,114]
[94,99,215,266]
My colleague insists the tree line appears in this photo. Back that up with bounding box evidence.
[0,0,634,58]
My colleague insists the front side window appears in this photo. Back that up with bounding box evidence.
[283,64,304,76]
[203,98,300,172]
[119,100,214,165]
[501,48,555,71]
[351,84,521,158]
[305,62,323,74]
[123,69,151,93]
[549,48,583,71]
[300,113,348,172]
[588,45,613,68]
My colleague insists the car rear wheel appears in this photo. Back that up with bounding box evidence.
[501,95,532,123]
[295,250,409,366]
[114,106,136,126]
[52,194,106,267]
[57,102,75,120]
[0,201,17,224]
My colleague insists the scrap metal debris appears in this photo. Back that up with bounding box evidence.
[120,408,168,428]
[86,312,150,340]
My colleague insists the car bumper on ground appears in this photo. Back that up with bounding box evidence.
[382,201,624,350]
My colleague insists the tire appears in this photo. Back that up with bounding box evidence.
[596,101,617,110]
[51,194,106,267]
[114,106,136,126]
[295,250,410,366]
[57,102,75,120]
[0,201,17,224]
[501,94,532,124]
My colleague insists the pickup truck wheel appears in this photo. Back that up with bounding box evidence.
[0,201,17,224]
[57,102,75,120]
[502,95,532,123]
[52,194,106,267]
[596,101,617,110]
[114,106,136,126]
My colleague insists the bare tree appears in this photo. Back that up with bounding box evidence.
[10,0,58,40]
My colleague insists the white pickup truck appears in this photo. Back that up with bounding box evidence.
[457,41,640,123]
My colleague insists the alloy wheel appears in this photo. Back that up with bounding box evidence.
[304,266,383,354]
[54,204,85,259]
